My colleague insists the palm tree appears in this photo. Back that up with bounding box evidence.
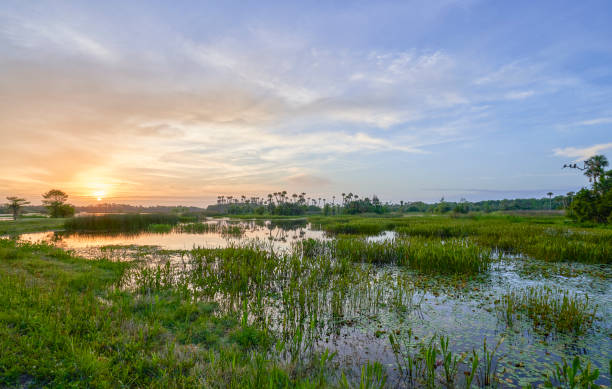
[565,154,609,184]
[6,196,30,220]
[547,192,553,210]
[587,155,609,183]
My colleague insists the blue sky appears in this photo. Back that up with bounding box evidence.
[1,0,611,205]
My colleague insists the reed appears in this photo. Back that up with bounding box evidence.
[147,223,173,233]
[64,213,180,232]
[175,222,245,236]
[496,286,598,334]
[300,237,491,275]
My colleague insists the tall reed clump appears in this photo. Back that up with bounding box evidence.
[323,222,389,235]
[388,331,505,388]
[395,217,612,264]
[176,222,245,236]
[64,214,179,232]
[147,224,173,233]
[496,286,598,334]
[300,237,491,275]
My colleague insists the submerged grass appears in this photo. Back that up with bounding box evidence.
[496,286,598,334]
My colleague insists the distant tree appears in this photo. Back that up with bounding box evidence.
[564,154,611,223]
[5,196,30,220]
[453,197,469,214]
[564,155,609,184]
[547,192,554,210]
[42,189,74,217]
[434,197,451,214]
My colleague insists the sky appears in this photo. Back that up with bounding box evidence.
[1,0,611,206]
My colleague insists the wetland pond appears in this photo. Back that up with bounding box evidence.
[13,218,612,387]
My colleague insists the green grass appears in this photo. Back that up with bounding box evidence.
[1,232,609,387]
[300,237,491,275]
[0,239,341,388]
[0,218,66,235]
[176,222,245,236]
[215,214,308,220]
[496,286,598,334]
[147,223,173,233]
[65,214,180,232]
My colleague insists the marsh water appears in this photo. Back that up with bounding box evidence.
[13,219,612,387]
[19,219,325,250]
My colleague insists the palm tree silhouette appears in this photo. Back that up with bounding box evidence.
[547,192,553,210]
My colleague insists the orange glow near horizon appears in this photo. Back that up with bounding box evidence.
[93,190,105,201]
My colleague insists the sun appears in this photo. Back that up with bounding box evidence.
[93,190,106,201]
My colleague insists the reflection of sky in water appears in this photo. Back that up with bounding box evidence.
[13,220,612,387]
[18,219,328,251]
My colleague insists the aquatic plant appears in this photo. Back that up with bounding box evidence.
[394,217,612,264]
[477,337,504,388]
[299,237,491,275]
[545,356,600,389]
[175,222,245,236]
[340,361,387,389]
[496,287,597,334]
[65,213,179,232]
[147,223,173,233]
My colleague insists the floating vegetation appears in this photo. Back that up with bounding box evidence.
[496,286,598,334]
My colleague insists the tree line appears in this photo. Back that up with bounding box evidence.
[563,154,610,223]
[5,155,609,223]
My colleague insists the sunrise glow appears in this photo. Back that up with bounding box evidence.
[93,191,105,201]
[0,1,610,207]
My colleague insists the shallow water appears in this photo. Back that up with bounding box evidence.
[12,219,612,387]
[18,219,327,251]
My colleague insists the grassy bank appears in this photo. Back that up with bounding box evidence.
[0,239,337,388]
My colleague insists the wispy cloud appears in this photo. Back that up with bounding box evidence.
[1,1,611,204]
[553,143,612,161]
[574,117,612,126]
[505,90,535,100]
[1,15,117,63]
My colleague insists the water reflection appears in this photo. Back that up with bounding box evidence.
[18,219,327,251]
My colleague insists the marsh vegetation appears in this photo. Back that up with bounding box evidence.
[1,213,610,387]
